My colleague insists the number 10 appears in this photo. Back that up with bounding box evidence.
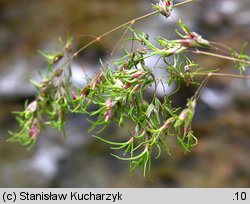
[235,192,246,200]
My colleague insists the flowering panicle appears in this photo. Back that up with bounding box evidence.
[9,1,250,176]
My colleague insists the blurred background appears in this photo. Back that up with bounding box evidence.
[0,0,249,187]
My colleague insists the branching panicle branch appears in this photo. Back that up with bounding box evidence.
[9,0,250,176]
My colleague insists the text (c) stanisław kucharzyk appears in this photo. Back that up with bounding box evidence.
[19,191,123,202]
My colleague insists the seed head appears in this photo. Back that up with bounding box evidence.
[104,109,112,122]
[71,90,78,100]
[105,98,113,109]
[26,101,37,113]
[160,118,175,131]
[29,119,40,139]
[132,71,143,78]
[180,39,198,47]
[157,0,173,18]
[179,109,188,120]
[53,67,63,78]
[123,83,132,89]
